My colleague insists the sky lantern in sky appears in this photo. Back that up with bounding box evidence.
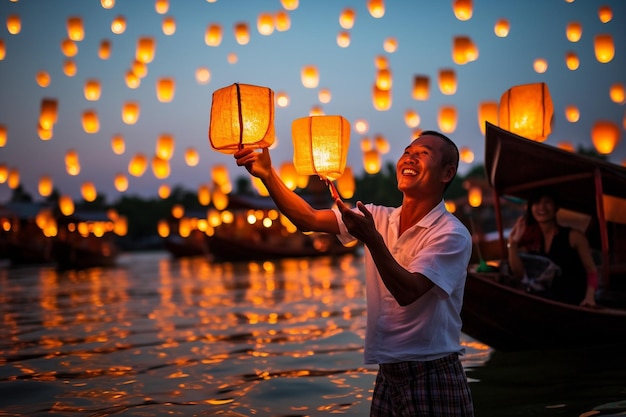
[340,7,356,29]
[195,67,211,84]
[125,71,140,89]
[205,24,222,46]
[372,84,392,111]
[404,109,421,128]
[101,0,115,9]
[477,101,499,135]
[337,31,350,48]
[111,15,126,34]
[66,16,84,41]
[157,184,170,199]
[598,5,613,23]
[62,59,77,77]
[318,88,332,104]
[39,98,58,130]
[565,105,580,122]
[6,15,21,35]
[280,0,298,10]
[156,134,175,160]
[0,40,5,60]
[375,68,392,90]
[65,150,80,176]
[374,134,390,154]
[156,77,176,102]
[212,187,228,211]
[363,149,381,174]
[98,40,111,59]
[565,51,580,70]
[354,119,369,134]
[275,10,291,31]
[566,22,582,42]
[135,37,156,64]
[0,164,7,183]
[452,36,478,64]
[122,101,140,125]
[157,219,169,238]
[301,65,319,88]
[35,71,50,88]
[0,125,6,147]
[279,162,298,190]
[591,121,621,154]
[594,34,614,63]
[155,0,169,14]
[533,58,548,74]
[383,37,398,53]
[438,69,457,95]
[82,110,100,134]
[7,168,19,190]
[162,16,176,35]
[460,147,474,163]
[412,75,430,101]
[610,83,625,104]
[452,0,473,21]
[59,195,75,216]
[151,156,170,179]
[60,39,78,57]
[211,164,231,191]
[468,186,482,208]
[499,82,554,142]
[38,175,53,197]
[84,79,101,101]
[257,12,274,36]
[128,153,148,177]
[81,181,97,202]
[438,105,458,133]
[494,19,510,37]
[184,147,199,166]
[197,184,211,206]
[234,22,250,45]
[367,0,385,18]
[209,83,275,153]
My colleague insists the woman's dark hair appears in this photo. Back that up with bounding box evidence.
[525,186,560,226]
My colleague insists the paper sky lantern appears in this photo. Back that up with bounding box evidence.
[132,60,148,79]
[84,79,101,101]
[38,124,52,141]
[494,19,510,37]
[234,22,250,45]
[367,0,385,18]
[198,184,211,206]
[157,220,170,238]
[566,22,582,42]
[156,77,175,102]
[375,55,389,69]
[195,67,211,84]
[61,38,78,57]
[301,65,319,88]
[404,109,421,128]
[372,85,391,111]
[598,5,613,23]
[6,15,21,35]
[340,8,356,29]
[65,150,80,176]
[438,69,457,95]
[36,71,51,88]
[383,37,398,53]
[477,101,499,135]
[0,40,5,60]
[158,184,170,199]
[336,167,355,199]
[363,149,381,174]
[205,23,222,46]
[212,188,229,211]
[136,37,156,64]
[279,162,299,191]
[0,164,7,183]
[412,75,430,100]
[98,40,111,59]
[128,153,148,177]
[0,125,6,147]
[438,106,457,133]
[125,71,140,89]
[156,134,175,160]
[565,105,580,123]
[375,68,392,91]
[275,10,291,31]
[151,156,170,179]
[184,147,199,166]
[82,110,99,133]
[7,168,19,190]
[453,0,472,21]
[81,181,97,202]
[155,0,169,14]
[292,115,350,184]
[499,82,553,142]
[38,175,53,197]
[565,51,579,70]
[460,147,475,163]
[39,98,58,130]
[227,52,238,64]
[122,101,140,124]
[211,164,230,188]
[318,89,332,104]
[111,134,125,155]
[257,13,274,36]
[59,195,75,216]
[337,31,351,48]
[63,59,77,77]
[354,119,369,134]
[591,121,621,154]
[533,58,548,74]
[67,16,84,41]
[452,36,478,65]
[162,16,176,35]
[374,134,390,154]
[101,0,115,9]
[209,83,275,153]
[280,0,298,10]
[594,34,614,63]
[468,186,482,208]
[610,83,625,104]
[111,15,126,34]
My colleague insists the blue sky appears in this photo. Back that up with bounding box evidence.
[0,0,624,202]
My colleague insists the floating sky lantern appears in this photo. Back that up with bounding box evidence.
[62,59,77,77]
[533,58,548,74]
[0,40,5,60]
[38,124,52,141]
[594,34,614,63]
[155,0,169,14]
[404,109,421,128]
[367,0,385,18]
[375,55,388,70]
[565,105,580,123]
[58,195,75,217]
[198,184,211,206]
[98,40,111,59]
[494,19,510,37]
[340,7,356,29]
[452,36,478,64]
[591,121,621,154]
[111,134,125,155]
[151,156,170,179]
[374,134,390,154]
[452,0,472,21]
[101,0,115,8]
[610,83,625,104]
[156,77,175,102]
[318,89,332,104]
[257,12,274,36]
[209,83,275,153]
[234,22,250,45]
[135,37,156,64]
[61,38,78,57]
[205,23,223,46]
[565,51,579,70]
[211,164,230,190]
[375,68,392,91]
[212,187,229,211]
[460,147,475,163]
[39,98,58,130]
[84,79,101,101]
[372,84,392,111]
[125,71,140,89]
[6,15,21,35]
[477,101,499,135]
[279,162,299,191]
[275,10,291,31]
[363,149,381,174]
[66,16,84,41]
[158,184,170,199]
[184,147,199,166]
[301,65,319,88]
[227,53,238,64]
[82,110,99,133]
[337,31,351,48]
[81,181,97,202]
[468,186,482,208]
[0,164,7,183]
[65,150,80,176]
[38,175,53,197]
[412,75,430,100]
[36,71,51,88]
[438,69,457,95]
[499,82,553,142]
[354,119,369,134]
[566,21,582,42]
[156,134,175,160]
[128,153,148,177]
[111,15,126,34]
[598,5,613,23]
[0,125,6,147]
[162,16,176,35]
[195,67,211,84]
[383,37,398,53]
[122,101,140,125]
[7,168,19,190]
[438,105,457,133]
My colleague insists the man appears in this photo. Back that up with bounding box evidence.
[234,130,474,416]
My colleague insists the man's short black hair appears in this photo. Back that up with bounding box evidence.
[417,130,459,191]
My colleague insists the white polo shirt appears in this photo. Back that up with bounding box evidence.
[333,200,472,364]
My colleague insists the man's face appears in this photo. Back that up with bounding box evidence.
[396,135,450,196]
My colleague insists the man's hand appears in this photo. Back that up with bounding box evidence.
[336,199,378,246]
[233,147,272,180]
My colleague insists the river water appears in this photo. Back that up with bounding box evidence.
[1,251,624,417]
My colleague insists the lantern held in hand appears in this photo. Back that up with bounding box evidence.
[209,83,275,154]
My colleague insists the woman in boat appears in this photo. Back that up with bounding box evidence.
[507,187,598,307]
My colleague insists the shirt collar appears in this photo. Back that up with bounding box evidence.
[390,199,447,230]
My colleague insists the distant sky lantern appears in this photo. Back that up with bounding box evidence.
[151,156,170,179]
[279,162,299,190]
[111,134,125,155]
[257,13,274,36]
[280,0,298,10]
[198,184,211,206]
[157,220,169,238]
[354,119,369,134]
[158,184,170,199]
[438,105,458,133]
[227,53,238,64]
[594,34,614,63]
[276,91,290,107]
[156,134,175,160]
[132,60,148,79]
[156,77,176,102]
[84,79,101,101]
[533,58,548,73]
[195,67,211,84]
[412,75,430,100]
[376,68,392,91]
[336,167,355,199]
[155,0,169,14]
[6,15,21,35]
[162,16,176,35]
[7,168,19,190]
[61,38,78,57]
[565,105,580,122]
[337,31,351,48]
[494,19,510,37]
[63,59,77,77]
[0,164,7,183]
[372,84,392,111]
[125,71,140,89]
[128,153,148,177]
[36,71,50,88]
[111,15,126,34]
[205,24,223,46]
[591,120,621,154]
[136,37,156,64]
[184,147,199,166]
[453,0,472,21]
[375,55,389,69]
[610,83,625,104]
[98,40,111,59]
[211,164,230,190]
[66,16,84,41]
[101,0,115,9]
[65,149,80,176]
[452,36,478,64]
[171,204,184,219]
[460,147,474,163]
[468,186,482,208]
[39,98,58,130]
[82,110,99,133]
[81,181,97,202]
[38,175,53,197]
[0,40,5,60]
[301,65,319,88]
[38,124,52,141]
[209,83,275,153]
[367,0,385,18]
[122,101,140,125]
[499,82,554,142]
[404,109,421,128]
[340,8,356,29]
[363,149,381,174]
[360,137,373,152]
[557,141,576,152]
[275,11,291,31]
[318,88,332,103]
[566,22,582,42]
[438,69,457,95]
[59,195,75,216]
[374,134,390,154]
[212,187,229,210]
[0,125,6,147]
[234,22,250,45]
[383,37,398,53]
[565,51,579,70]
[477,101,499,134]
[598,5,613,23]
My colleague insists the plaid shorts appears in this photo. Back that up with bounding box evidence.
[370,353,475,417]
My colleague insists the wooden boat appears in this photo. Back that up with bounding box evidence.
[461,123,626,351]
[164,231,211,259]
[1,202,54,266]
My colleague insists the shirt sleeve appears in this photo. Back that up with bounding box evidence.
[331,207,358,246]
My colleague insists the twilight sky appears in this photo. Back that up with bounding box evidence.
[0,0,624,203]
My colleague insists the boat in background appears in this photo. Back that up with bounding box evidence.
[1,202,54,266]
[461,123,626,351]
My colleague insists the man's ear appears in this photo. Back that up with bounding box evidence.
[442,164,456,184]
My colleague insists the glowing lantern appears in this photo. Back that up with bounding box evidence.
[39,98,58,130]
[84,79,101,101]
[7,15,21,35]
[367,0,385,18]
[155,0,169,14]
[151,156,170,179]
[114,216,127,236]
[594,34,614,63]
[198,184,211,206]
[65,150,80,176]
[591,121,620,154]
[275,10,291,31]
[372,85,391,111]
[376,68,392,91]
[128,153,148,177]
[374,134,390,154]
[67,16,84,41]
[61,59,77,77]
[336,167,355,199]
[38,175,53,197]
[337,31,351,48]
[301,65,319,88]
[375,55,389,70]
[184,147,199,166]
[598,6,613,23]
[36,71,51,88]
[157,220,170,238]
[234,22,250,45]
[477,101,499,135]
[156,134,175,160]
[101,0,115,8]
[158,184,170,199]
[468,186,482,208]
[61,38,78,57]
[610,83,625,104]
[7,168,19,189]
[114,173,128,192]
[205,24,223,46]
[292,115,351,185]
[162,16,176,35]
[257,13,274,36]
[0,125,5,147]
[59,195,75,216]
[227,53,238,64]
[38,124,52,141]
[533,58,548,74]
[195,67,211,84]
[0,164,7,183]
[566,22,582,42]
[340,8,356,29]
[363,149,381,174]
[316,89,331,104]
[438,106,457,133]
[565,51,579,70]
[281,0,298,10]
[565,105,580,122]
[125,71,140,89]
[452,36,478,64]
[460,147,474,163]
[499,82,553,142]
[309,105,324,116]
[82,110,99,133]
[557,141,576,152]
[81,181,97,202]
[354,119,369,134]
[209,83,275,153]
[383,37,398,53]
[122,101,140,125]
[132,60,148,79]
[494,19,510,37]
[211,164,230,188]
[111,134,125,155]
[279,162,299,190]
[0,40,5,60]
[111,16,126,34]
[98,40,111,59]
[405,109,421,128]
[136,37,156,64]
[212,188,229,210]
[453,0,472,20]
[438,69,457,95]
[156,77,175,102]
[412,75,430,100]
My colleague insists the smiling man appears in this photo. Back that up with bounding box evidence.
[234,131,474,417]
